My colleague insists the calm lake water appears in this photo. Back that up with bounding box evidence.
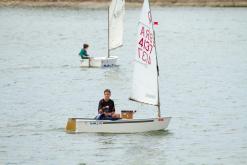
[0,6,247,165]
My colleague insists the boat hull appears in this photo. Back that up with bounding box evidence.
[80,56,118,68]
[66,117,171,133]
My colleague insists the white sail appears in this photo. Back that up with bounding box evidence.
[130,0,158,106]
[109,0,125,50]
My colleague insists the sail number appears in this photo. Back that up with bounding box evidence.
[137,26,154,65]
[88,121,103,125]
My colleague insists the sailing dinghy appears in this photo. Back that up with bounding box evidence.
[67,0,171,133]
[80,0,125,67]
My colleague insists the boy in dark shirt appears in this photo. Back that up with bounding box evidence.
[97,89,120,120]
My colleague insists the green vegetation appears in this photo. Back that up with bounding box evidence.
[1,0,247,7]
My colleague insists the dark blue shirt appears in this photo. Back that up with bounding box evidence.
[98,99,115,113]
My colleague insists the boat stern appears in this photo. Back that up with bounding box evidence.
[66,118,76,133]
[80,59,90,67]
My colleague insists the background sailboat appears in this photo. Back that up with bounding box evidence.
[80,0,125,67]
[66,0,171,133]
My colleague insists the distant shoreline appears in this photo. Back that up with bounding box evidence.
[0,0,247,8]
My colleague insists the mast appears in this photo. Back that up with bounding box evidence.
[107,6,110,58]
[156,33,161,118]
[148,0,161,118]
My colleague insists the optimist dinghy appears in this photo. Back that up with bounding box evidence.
[67,0,171,133]
[80,0,125,67]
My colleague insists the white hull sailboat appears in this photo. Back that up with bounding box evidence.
[80,0,125,67]
[66,117,171,133]
[80,56,118,68]
[67,0,171,133]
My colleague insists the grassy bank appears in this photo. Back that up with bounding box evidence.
[0,0,247,8]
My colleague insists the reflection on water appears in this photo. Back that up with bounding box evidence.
[0,6,247,165]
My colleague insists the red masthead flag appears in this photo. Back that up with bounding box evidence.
[154,21,158,26]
